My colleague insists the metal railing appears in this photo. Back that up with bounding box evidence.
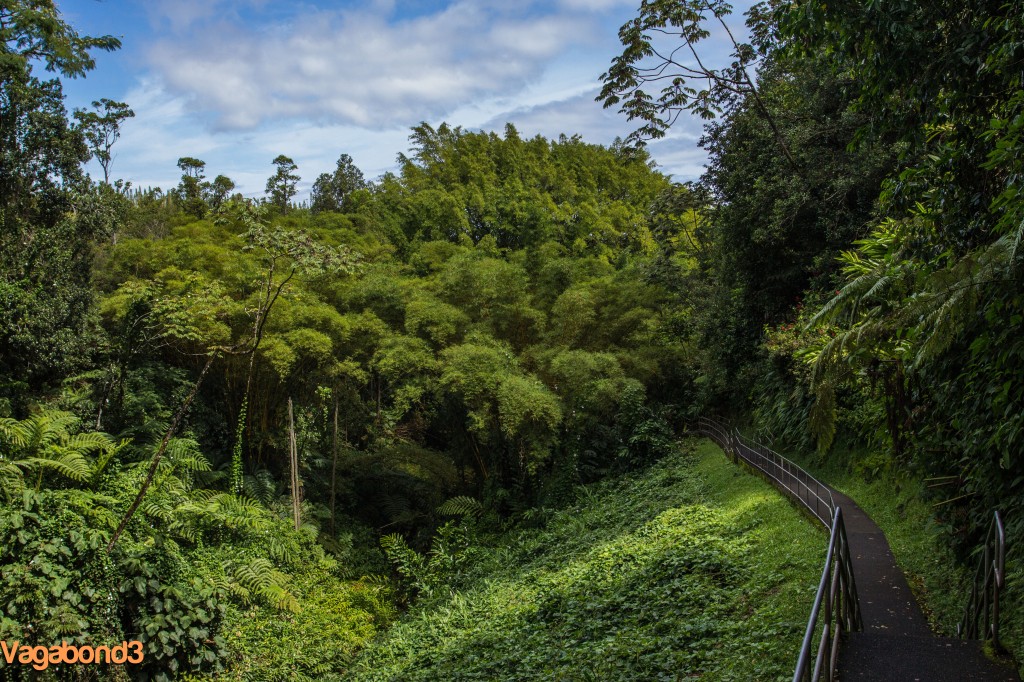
[958,510,1006,651]
[793,506,861,681]
[694,417,862,681]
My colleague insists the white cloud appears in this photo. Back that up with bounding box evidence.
[103,78,416,198]
[147,2,594,130]
[482,89,623,142]
[557,0,637,12]
[145,0,228,32]
[90,0,760,196]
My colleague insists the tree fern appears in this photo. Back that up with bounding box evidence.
[805,209,1020,451]
[0,411,115,500]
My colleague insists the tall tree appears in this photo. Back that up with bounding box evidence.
[0,0,121,398]
[597,0,795,166]
[208,174,236,210]
[310,153,366,214]
[73,98,134,184]
[265,154,299,212]
[176,156,208,218]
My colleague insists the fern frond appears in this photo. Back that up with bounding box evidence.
[0,417,29,449]
[437,495,484,518]
[224,558,299,612]
[29,412,79,451]
[0,462,26,501]
[63,432,114,455]
[163,438,211,473]
[242,468,277,507]
[22,452,92,483]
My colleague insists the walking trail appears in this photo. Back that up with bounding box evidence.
[826,489,1018,681]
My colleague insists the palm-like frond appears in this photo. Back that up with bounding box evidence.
[437,495,484,518]
[21,452,93,483]
[806,212,1019,450]
[0,411,115,499]
[223,557,300,612]
[242,468,278,507]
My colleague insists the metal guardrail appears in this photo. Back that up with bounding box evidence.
[694,417,862,681]
[958,510,1006,651]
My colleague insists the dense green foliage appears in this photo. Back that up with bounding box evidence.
[598,0,1024,668]
[5,0,1024,676]
[0,410,394,681]
[1,4,700,678]
[349,440,823,681]
[601,0,1024,539]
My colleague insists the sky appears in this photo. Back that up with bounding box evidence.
[57,0,755,200]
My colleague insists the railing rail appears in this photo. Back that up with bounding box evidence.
[694,417,861,681]
[958,510,1006,651]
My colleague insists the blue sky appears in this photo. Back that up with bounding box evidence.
[57,0,755,199]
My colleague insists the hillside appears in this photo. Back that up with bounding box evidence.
[3,1,1023,678]
[345,439,823,681]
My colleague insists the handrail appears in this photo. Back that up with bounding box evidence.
[694,417,862,681]
[793,506,861,681]
[733,430,835,529]
[958,510,1006,651]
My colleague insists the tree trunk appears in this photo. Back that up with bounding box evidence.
[289,397,301,531]
[330,395,338,535]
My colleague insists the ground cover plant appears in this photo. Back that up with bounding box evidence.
[346,439,824,681]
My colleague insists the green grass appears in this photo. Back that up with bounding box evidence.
[345,439,826,681]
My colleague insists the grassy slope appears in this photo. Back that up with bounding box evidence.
[346,439,825,681]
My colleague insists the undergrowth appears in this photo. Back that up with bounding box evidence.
[346,439,825,681]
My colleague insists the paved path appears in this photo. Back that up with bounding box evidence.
[830,490,1019,681]
[698,426,1019,679]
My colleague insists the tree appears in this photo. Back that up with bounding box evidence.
[597,0,795,165]
[209,174,236,210]
[781,0,1024,525]
[0,1,120,78]
[310,153,366,214]
[0,0,122,398]
[265,154,299,212]
[230,203,360,491]
[73,98,134,183]
[176,156,208,218]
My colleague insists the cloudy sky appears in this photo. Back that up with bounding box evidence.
[58,0,755,199]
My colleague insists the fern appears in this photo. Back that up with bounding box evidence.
[242,467,277,506]
[0,411,115,500]
[804,209,1020,450]
[437,495,484,518]
[224,557,300,612]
